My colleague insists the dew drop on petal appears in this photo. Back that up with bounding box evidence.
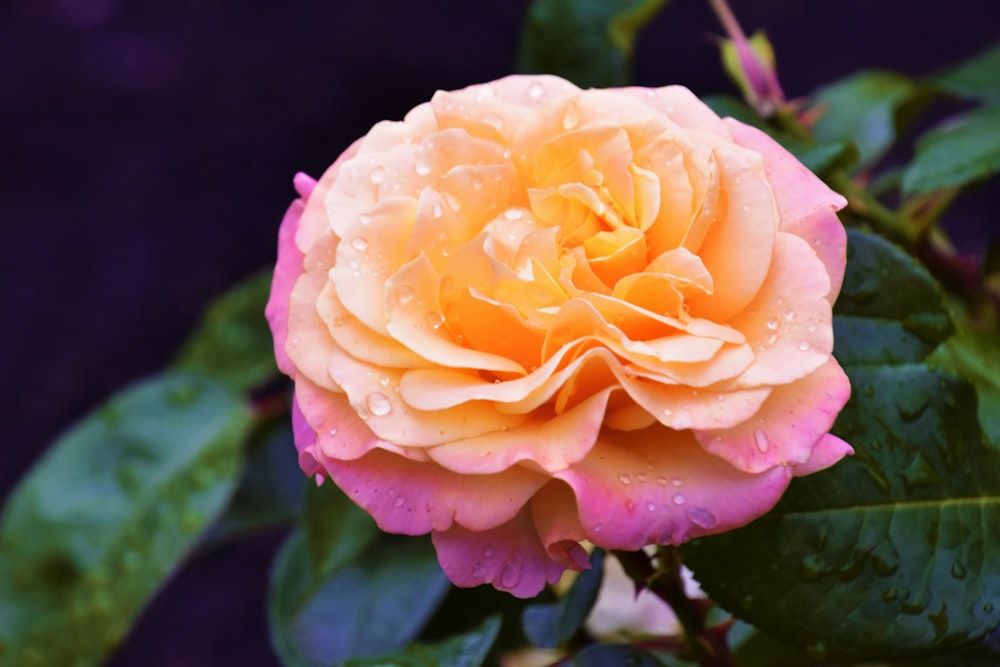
[672,478,683,487]
[432,201,443,218]
[500,560,521,588]
[366,392,392,416]
[766,318,779,331]
[426,311,445,330]
[807,323,818,333]
[784,309,795,321]
[393,495,406,508]
[528,82,545,99]
[397,286,415,305]
[657,476,668,486]
[315,474,325,486]
[672,493,686,505]
[636,473,647,483]
[799,341,812,351]
[647,503,657,512]
[503,207,524,220]
[328,427,338,437]
[370,167,384,184]
[351,237,369,251]
[359,213,372,225]
[378,375,391,387]
[443,191,462,212]
[483,546,495,558]
[687,507,718,529]
[414,159,432,176]
[562,104,580,130]
[663,408,673,418]
[619,473,632,485]
[754,428,770,453]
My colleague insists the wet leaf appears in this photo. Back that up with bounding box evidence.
[929,328,1000,447]
[833,229,953,366]
[0,373,251,666]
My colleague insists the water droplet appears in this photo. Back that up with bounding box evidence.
[359,213,372,225]
[432,201,443,218]
[378,375,391,388]
[393,495,405,508]
[593,522,603,532]
[503,207,524,220]
[687,507,718,529]
[347,259,359,270]
[799,553,831,582]
[985,601,995,613]
[798,341,811,351]
[426,311,445,330]
[742,204,750,212]
[370,167,384,184]
[291,335,301,347]
[753,428,770,453]
[366,392,392,416]
[500,559,522,588]
[663,408,673,418]
[483,546,495,558]
[328,427,338,437]
[766,318,779,331]
[619,473,632,485]
[442,191,462,212]
[472,177,484,190]
[807,323,817,332]
[881,587,898,603]
[951,560,967,579]
[636,473,647,483]
[656,476,668,486]
[414,159,432,176]
[562,104,580,130]
[672,493,686,505]
[481,112,504,131]
[397,286,415,305]
[351,237,369,251]
[672,478,683,487]
[646,502,656,512]
[784,309,795,321]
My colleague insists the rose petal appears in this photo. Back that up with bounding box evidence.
[266,196,307,378]
[793,432,854,476]
[432,506,569,598]
[554,429,794,549]
[725,119,848,298]
[324,448,549,536]
[695,358,851,473]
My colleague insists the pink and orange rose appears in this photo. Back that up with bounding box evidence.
[266,75,852,597]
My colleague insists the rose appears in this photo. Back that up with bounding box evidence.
[266,74,852,598]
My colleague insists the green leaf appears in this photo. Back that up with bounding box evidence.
[343,615,502,667]
[269,485,451,667]
[173,268,277,393]
[202,421,305,547]
[833,229,954,366]
[702,95,857,175]
[522,549,605,648]
[568,643,666,666]
[902,104,1000,195]
[933,41,1000,102]
[0,373,251,667]
[929,328,1000,447]
[812,71,925,169]
[517,0,668,88]
[682,363,1000,660]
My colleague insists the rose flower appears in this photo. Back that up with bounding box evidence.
[266,75,852,598]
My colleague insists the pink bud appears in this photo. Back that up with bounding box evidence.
[709,0,785,116]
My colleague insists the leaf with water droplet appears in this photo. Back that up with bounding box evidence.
[522,549,605,649]
[0,373,251,665]
[517,0,668,88]
[682,362,1000,661]
[833,230,953,367]
[928,327,1000,448]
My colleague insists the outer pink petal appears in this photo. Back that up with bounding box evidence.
[724,119,848,299]
[290,392,322,477]
[621,85,732,137]
[793,433,854,476]
[694,358,851,473]
[554,428,793,550]
[432,507,569,598]
[323,448,549,535]
[265,193,308,378]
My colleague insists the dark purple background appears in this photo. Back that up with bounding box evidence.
[2,1,998,664]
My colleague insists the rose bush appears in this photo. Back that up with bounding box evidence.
[266,74,852,598]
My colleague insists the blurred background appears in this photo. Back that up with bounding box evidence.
[2,0,997,664]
